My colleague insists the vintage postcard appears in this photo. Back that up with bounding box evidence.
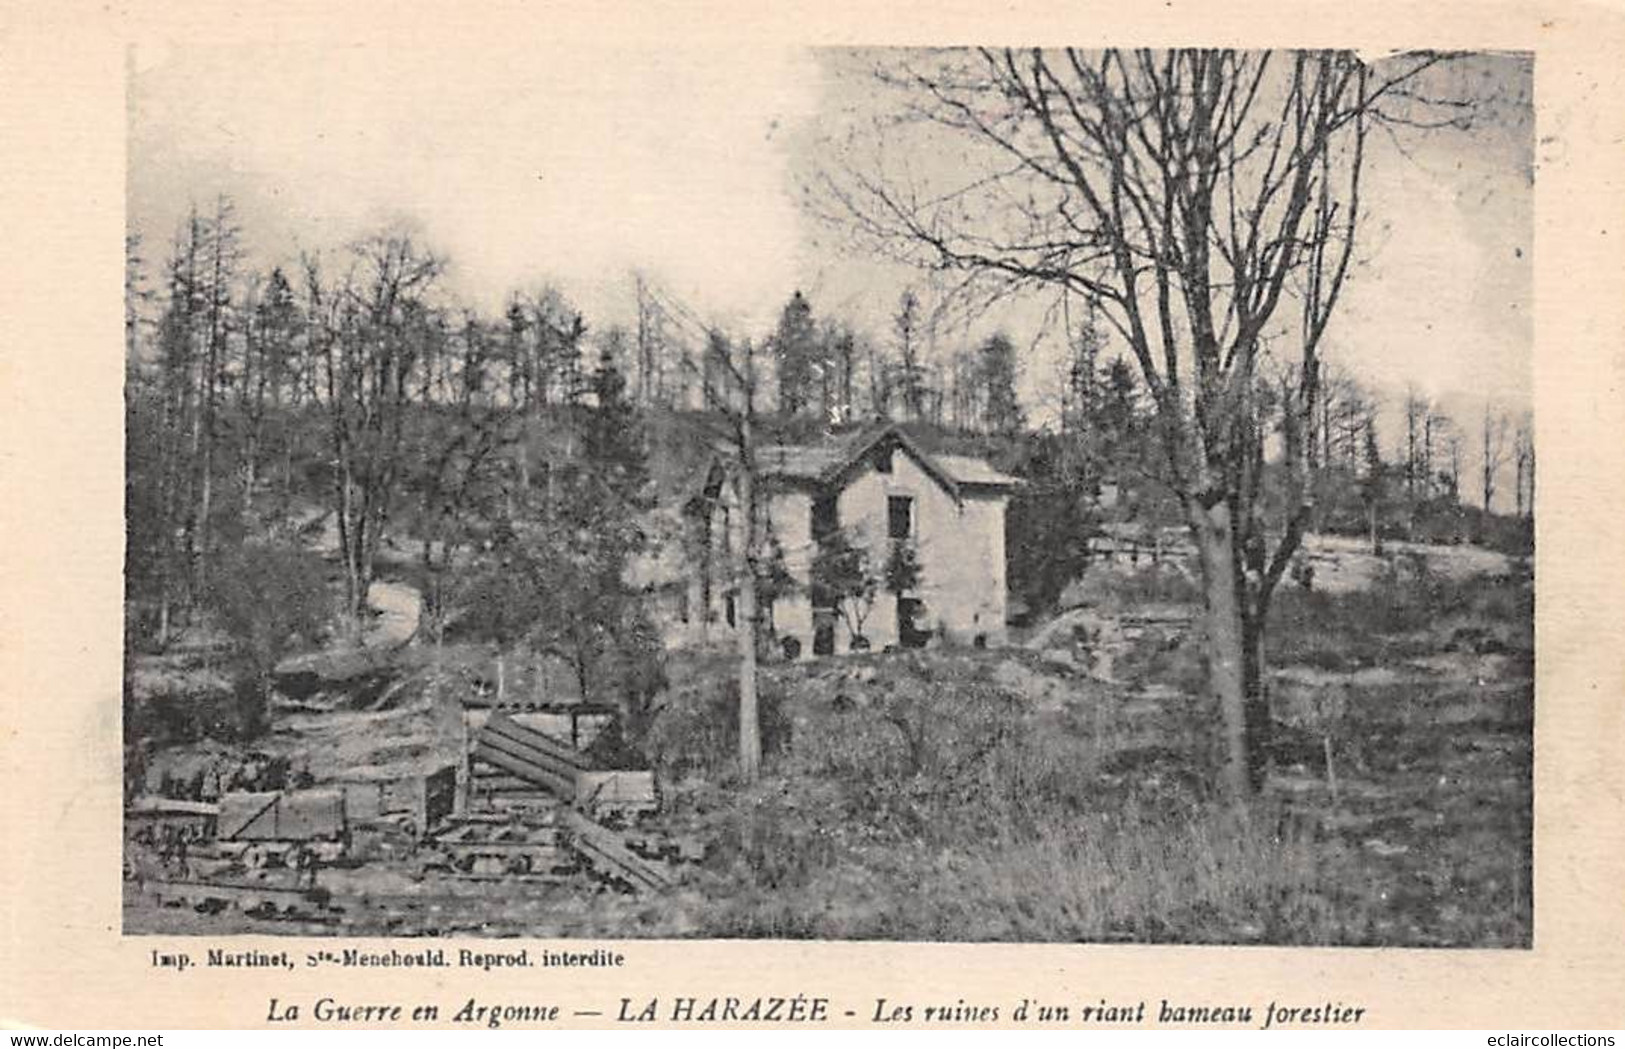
[1,0,1622,1032]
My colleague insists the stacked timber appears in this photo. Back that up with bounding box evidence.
[466,713,672,891]
[469,713,658,817]
[425,813,572,881]
[470,712,587,808]
[561,811,672,891]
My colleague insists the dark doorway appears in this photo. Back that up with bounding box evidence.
[897,596,928,648]
[813,610,836,656]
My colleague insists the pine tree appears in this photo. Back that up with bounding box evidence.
[892,289,926,421]
[1363,419,1386,555]
[771,290,819,416]
[977,331,1024,436]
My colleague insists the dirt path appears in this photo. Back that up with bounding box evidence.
[286,503,421,648]
[364,580,422,649]
[275,579,422,678]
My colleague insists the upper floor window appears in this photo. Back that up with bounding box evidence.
[888,495,913,540]
[874,445,894,474]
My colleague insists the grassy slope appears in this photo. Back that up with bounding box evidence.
[125,508,1531,944]
[614,568,1532,945]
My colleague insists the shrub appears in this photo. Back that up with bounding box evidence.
[694,799,1364,944]
[908,803,1355,944]
[202,543,332,675]
[644,670,791,780]
[142,682,245,744]
[1268,571,1533,669]
[1061,561,1200,612]
[705,782,844,891]
[199,542,331,740]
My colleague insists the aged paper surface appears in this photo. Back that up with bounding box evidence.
[2,0,1623,1031]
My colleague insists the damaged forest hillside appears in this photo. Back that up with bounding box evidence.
[123,47,1534,945]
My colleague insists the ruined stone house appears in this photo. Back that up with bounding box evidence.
[655,424,1018,656]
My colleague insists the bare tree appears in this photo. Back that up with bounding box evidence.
[1318,363,1374,472]
[194,196,244,602]
[161,207,211,627]
[1403,386,1427,500]
[1437,413,1463,502]
[820,48,1463,799]
[680,326,766,782]
[125,231,155,363]
[632,271,674,407]
[1362,416,1386,555]
[1481,401,1511,513]
[1512,410,1535,520]
[309,231,445,629]
[720,333,765,782]
[892,288,926,421]
[823,320,859,425]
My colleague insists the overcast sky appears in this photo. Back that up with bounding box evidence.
[129,42,1533,493]
[130,41,825,333]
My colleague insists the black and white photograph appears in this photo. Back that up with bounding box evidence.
[120,42,1536,947]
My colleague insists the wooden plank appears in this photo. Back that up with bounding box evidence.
[441,839,563,852]
[432,822,563,846]
[476,726,583,782]
[483,792,554,802]
[128,797,220,818]
[575,770,658,810]
[483,711,582,759]
[424,872,569,885]
[480,795,559,813]
[561,810,671,891]
[482,713,591,772]
[143,879,326,908]
[470,773,562,793]
[576,839,664,892]
[473,734,575,787]
[469,700,619,717]
[474,730,574,778]
[472,747,573,797]
[471,742,574,797]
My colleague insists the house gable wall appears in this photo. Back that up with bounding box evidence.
[666,440,1010,658]
[770,447,1008,655]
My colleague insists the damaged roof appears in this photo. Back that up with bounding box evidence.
[932,453,1023,489]
[745,423,1021,498]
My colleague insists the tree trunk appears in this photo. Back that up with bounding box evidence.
[572,650,591,706]
[737,579,761,780]
[420,536,440,641]
[1239,604,1271,793]
[735,422,763,783]
[153,390,178,646]
[334,466,363,634]
[280,411,295,526]
[196,332,214,602]
[1191,500,1255,801]
[243,431,258,524]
